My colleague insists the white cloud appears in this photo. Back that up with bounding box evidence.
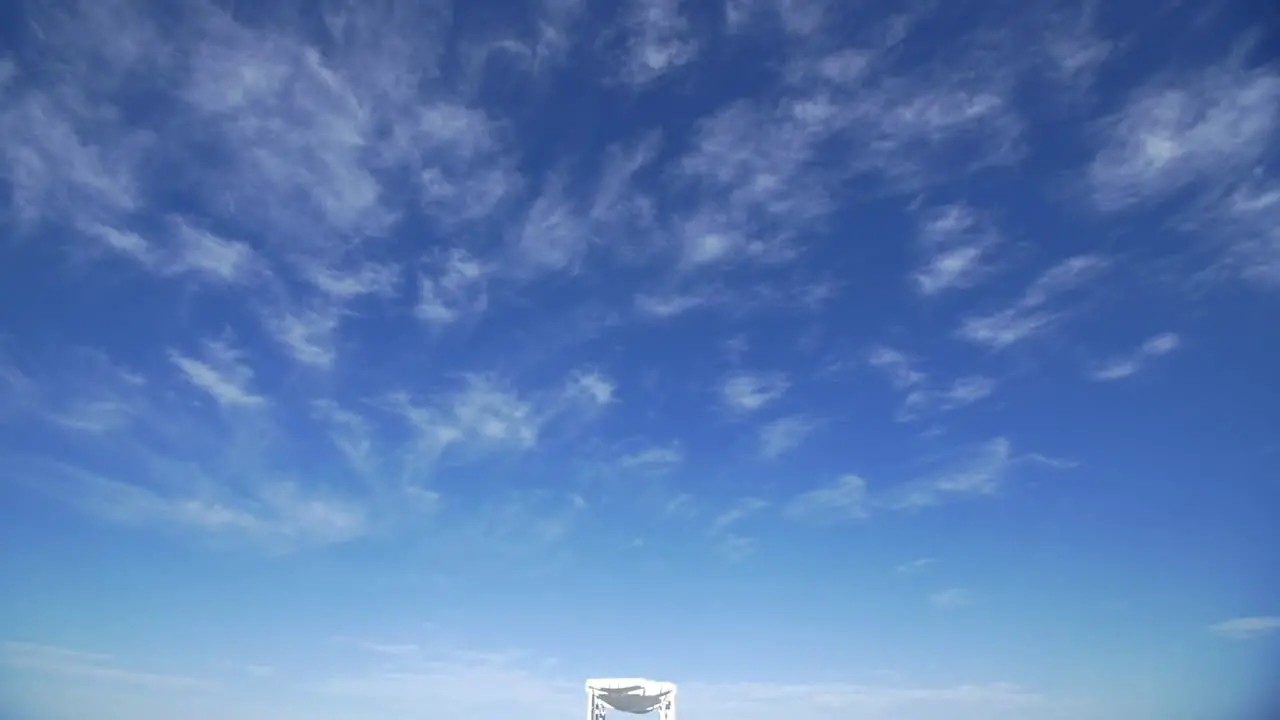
[1204,176,1280,287]
[619,0,698,85]
[1208,616,1280,640]
[386,369,613,470]
[720,371,789,414]
[587,132,661,245]
[0,83,145,229]
[509,172,589,277]
[664,492,695,517]
[301,260,400,301]
[725,0,829,36]
[562,369,616,406]
[388,375,540,462]
[634,289,715,318]
[681,228,739,268]
[530,0,588,74]
[895,557,937,575]
[616,444,684,472]
[867,346,926,389]
[886,437,1015,510]
[897,375,997,422]
[930,587,974,608]
[1089,62,1280,211]
[411,103,522,229]
[785,474,869,523]
[166,217,259,284]
[868,346,994,421]
[22,457,366,551]
[455,490,586,560]
[1037,0,1113,93]
[180,9,404,247]
[757,414,815,459]
[169,339,266,408]
[1090,332,1181,381]
[312,399,376,478]
[263,304,343,369]
[80,222,156,266]
[1,641,209,690]
[416,250,489,326]
[957,255,1109,349]
[47,398,137,434]
[27,349,149,435]
[710,497,769,535]
[912,204,1003,295]
[676,98,837,259]
[713,532,758,562]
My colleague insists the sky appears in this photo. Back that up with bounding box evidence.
[0,0,1277,718]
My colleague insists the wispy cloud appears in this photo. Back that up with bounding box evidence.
[634,289,717,319]
[1085,53,1280,291]
[16,348,150,435]
[1088,61,1280,212]
[312,399,378,479]
[757,414,816,459]
[930,587,974,609]
[319,644,578,713]
[169,338,266,408]
[385,369,615,470]
[708,496,770,560]
[615,443,684,473]
[912,204,1003,296]
[262,303,343,370]
[1201,176,1280,287]
[386,375,541,462]
[1090,332,1181,381]
[1,641,210,690]
[678,677,1045,719]
[957,255,1110,349]
[720,371,789,414]
[713,533,759,563]
[618,0,698,86]
[868,346,995,421]
[166,217,261,284]
[784,475,869,524]
[867,345,927,390]
[59,465,367,549]
[710,497,770,535]
[1039,1,1113,92]
[885,437,1068,510]
[416,250,490,327]
[895,557,937,575]
[897,375,998,422]
[562,369,617,407]
[246,664,275,678]
[1208,616,1280,640]
[300,259,400,301]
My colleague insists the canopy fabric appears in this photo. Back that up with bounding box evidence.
[586,679,676,715]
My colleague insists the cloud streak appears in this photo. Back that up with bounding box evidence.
[1090,332,1181,381]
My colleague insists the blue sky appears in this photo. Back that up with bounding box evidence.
[0,0,1278,718]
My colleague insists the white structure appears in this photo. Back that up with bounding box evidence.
[586,678,677,720]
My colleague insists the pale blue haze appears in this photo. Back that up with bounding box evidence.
[0,1,1278,719]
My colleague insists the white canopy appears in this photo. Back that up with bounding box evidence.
[586,678,677,715]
